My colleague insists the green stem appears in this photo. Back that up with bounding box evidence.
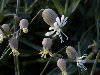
[40,57,52,75]
[90,50,100,75]
[14,55,20,75]
[15,0,20,32]
[85,52,95,60]
[78,42,81,57]
[30,9,44,24]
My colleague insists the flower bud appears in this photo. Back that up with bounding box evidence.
[57,59,66,72]
[19,19,29,33]
[42,38,52,49]
[1,24,10,32]
[42,8,58,26]
[14,15,21,22]
[9,37,18,50]
[66,46,78,59]
[0,24,10,43]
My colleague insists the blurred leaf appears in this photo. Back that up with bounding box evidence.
[67,0,80,16]
[52,0,64,15]
[19,37,42,51]
[79,25,96,55]
[47,67,61,75]
[64,0,69,16]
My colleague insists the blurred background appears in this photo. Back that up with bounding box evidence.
[0,0,100,75]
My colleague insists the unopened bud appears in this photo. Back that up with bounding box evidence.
[57,59,66,72]
[14,15,21,22]
[19,19,29,33]
[9,37,18,50]
[66,46,78,59]
[42,38,52,49]
[1,24,10,32]
[42,8,58,26]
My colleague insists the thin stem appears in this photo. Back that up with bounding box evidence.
[61,30,68,40]
[16,0,20,16]
[0,47,10,60]
[14,55,20,75]
[96,19,99,42]
[30,9,44,24]
[15,0,20,31]
[90,50,100,75]
[85,52,95,60]
[78,67,81,75]
[26,0,38,13]
[40,46,67,75]
[40,57,52,75]
[78,42,81,57]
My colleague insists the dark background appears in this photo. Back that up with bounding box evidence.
[0,0,100,75]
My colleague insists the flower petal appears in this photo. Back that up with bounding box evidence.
[61,15,64,25]
[54,22,59,28]
[45,31,55,36]
[61,17,68,27]
[56,17,60,26]
[49,27,54,30]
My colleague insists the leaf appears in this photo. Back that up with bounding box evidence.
[52,0,64,15]
[19,37,42,51]
[47,67,61,75]
[67,0,81,16]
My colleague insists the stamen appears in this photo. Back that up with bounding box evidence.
[61,30,68,40]
[77,62,87,70]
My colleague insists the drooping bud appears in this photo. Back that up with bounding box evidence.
[1,24,10,32]
[66,46,78,59]
[14,14,21,22]
[9,37,19,56]
[0,24,10,43]
[57,59,67,74]
[39,38,52,58]
[9,37,18,50]
[19,19,29,33]
[42,38,52,49]
[42,8,58,26]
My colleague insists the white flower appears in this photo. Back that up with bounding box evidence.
[66,46,87,70]
[76,54,87,70]
[45,15,68,43]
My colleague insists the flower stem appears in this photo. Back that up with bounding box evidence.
[15,0,20,31]
[13,55,20,75]
[90,50,100,75]
[40,57,52,75]
[30,9,44,24]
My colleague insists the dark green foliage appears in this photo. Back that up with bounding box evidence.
[0,0,100,75]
